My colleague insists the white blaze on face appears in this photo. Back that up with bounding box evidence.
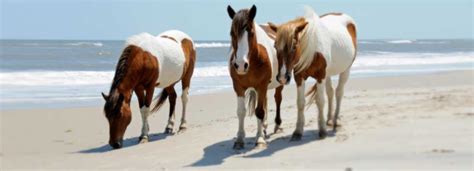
[278,63,288,84]
[234,32,249,72]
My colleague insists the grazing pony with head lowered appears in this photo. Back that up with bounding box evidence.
[268,6,357,140]
[227,5,284,149]
[102,30,196,149]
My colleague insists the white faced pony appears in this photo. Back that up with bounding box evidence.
[269,7,357,140]
[227,5,284,149]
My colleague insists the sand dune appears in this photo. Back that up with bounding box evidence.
[1,70,473,170]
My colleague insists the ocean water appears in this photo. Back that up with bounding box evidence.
[0,39,473,109]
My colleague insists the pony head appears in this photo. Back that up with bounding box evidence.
[102,90,131,149]
[269,19,308,84]
[227,5,257,75]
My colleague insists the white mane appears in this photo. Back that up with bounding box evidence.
[294,6,328,74]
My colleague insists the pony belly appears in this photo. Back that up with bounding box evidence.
[326,53,354,76]
[156,66,183,88]
[326,38,356,76]
[156,55,185,88]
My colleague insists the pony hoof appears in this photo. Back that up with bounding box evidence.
[138,136,149,144]
[327,118,342,127]
[178,127,187,134]
[319,130,328,139]
[290,132,302,141]
[255,142,267,148]
[164,128,174,134]
[233,141,244,150]
[274,125,283,134]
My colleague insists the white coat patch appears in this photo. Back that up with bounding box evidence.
[125,30,193,88]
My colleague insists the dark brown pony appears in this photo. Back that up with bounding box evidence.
[227,5,284,150]
[102,31,196,149]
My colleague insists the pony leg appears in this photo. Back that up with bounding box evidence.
[134,88,150,143]
[274,86,283,133]
[291,79,305,141]
[255,87,268,147]
[315,80,328,139]
[325,77,335,126]
[334,69,350,131]
[165,86,177,134]
[138,84,156,143]
[233,96,246,150]
[178,87,189,133]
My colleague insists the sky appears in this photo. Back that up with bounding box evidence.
[1,0,473,40]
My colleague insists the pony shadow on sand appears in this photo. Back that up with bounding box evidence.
[190,129,335,167]
[78,132,172,153]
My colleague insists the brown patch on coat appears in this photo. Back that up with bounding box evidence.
[346,23,357,52]
[180,38,196,89]
[308,52,327,83]
[320,12,343,18]
[160,35,177,43]
[302,52,327,97]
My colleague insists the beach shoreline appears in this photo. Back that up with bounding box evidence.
[1,70,473,170]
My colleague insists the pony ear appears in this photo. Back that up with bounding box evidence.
[101,92,108,100]
[294,22,308,37]
[268,22,278,32]
[248,5,257,21]
[227,5,235,19]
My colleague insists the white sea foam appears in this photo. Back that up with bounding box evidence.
[352,52,474,68]
[386,40,414,44]
[0,67,230,87]
[0,71,114,86]
[193,66,229,77]
[1,52,472,88]
[65,42,103,47]
[416,41,448,44]
[194,42,230,48]
[359,41,378,44]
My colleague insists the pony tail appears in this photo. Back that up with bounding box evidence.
[305,83,318,109]
[151,90,169,113]
[245,89,257,116]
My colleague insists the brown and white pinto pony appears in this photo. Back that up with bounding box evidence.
[102,30,196,149]
[269,7,357,140]
[227,5,283,149]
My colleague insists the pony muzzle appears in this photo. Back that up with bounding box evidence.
[109,139,123,149]
[277,72,291,85]
[233,61,249,75]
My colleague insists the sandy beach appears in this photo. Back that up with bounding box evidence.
[1,70,473,170]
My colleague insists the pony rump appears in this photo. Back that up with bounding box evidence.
[245,89,257,116]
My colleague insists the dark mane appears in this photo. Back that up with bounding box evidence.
[230,9,251,48]
[104,45,134,117]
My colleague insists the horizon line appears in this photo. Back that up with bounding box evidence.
[1,38,473,41]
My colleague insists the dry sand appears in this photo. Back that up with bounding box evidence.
[1,70,473,170]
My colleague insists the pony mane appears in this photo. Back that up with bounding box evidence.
[294,6,321,74]
[230,9,251,48]
[104,46,133,117]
